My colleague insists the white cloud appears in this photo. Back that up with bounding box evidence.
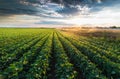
[64,4,120,26]
[0,2,120,27]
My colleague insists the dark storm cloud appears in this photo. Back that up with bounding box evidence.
[52,0,120,6]
[0,0,120,17]
[57,6,80,15]
[89,0,120,12]
[53,0,120,14]
[0,0,39,16]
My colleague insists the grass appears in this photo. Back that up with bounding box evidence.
[0,28,120,79]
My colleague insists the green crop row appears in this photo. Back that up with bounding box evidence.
[1,34,49,79]
[0,35,38,59]
[0,33,46,71]
[66,36,120,63]
[78,36,120,55]
[57,32,107,79]
[65,35,120,79]
[26,33,53,79]
[53,33,77,79]
[0,28,119,79]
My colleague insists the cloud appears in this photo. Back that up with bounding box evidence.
[0,0,120,17]
[0,0,65,19]
[0,0,120,27]
[0,0,39,16]
[35,20,71,25]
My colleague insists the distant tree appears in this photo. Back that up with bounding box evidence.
[110,26,117,28]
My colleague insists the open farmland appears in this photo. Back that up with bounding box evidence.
[0,28,120,79]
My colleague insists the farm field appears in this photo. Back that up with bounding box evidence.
[0,28,120,79]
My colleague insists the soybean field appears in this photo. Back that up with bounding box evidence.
[0,28,120,79]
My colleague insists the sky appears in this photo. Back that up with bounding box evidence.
[0,0,120,27]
